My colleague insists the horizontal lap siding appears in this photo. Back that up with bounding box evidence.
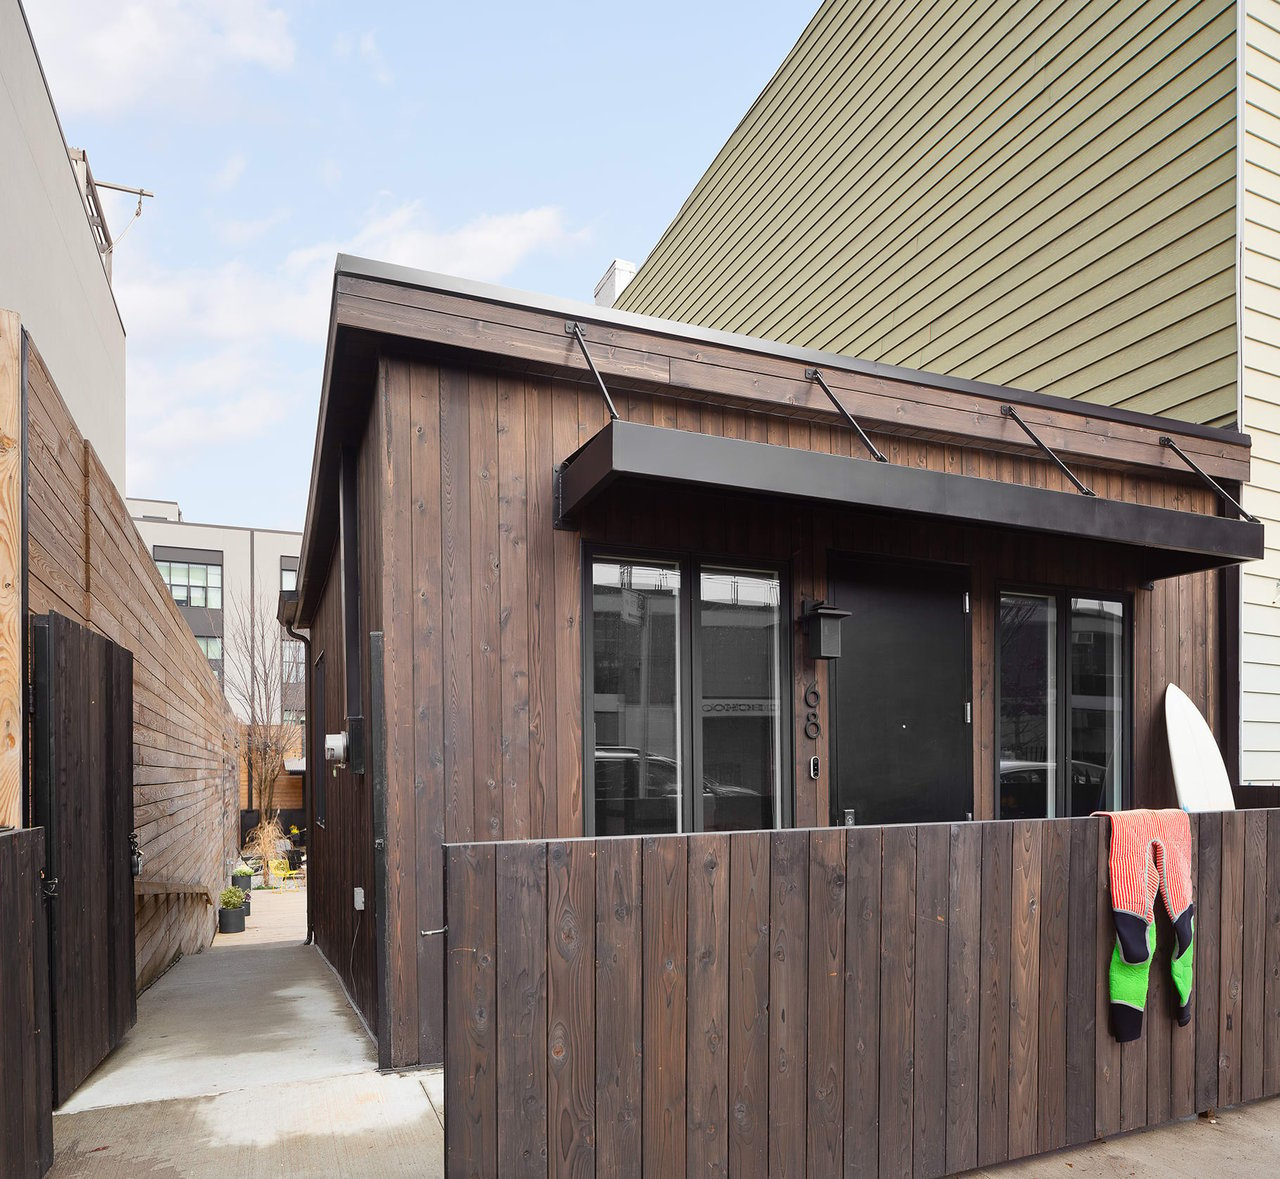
[617,0,1236,428]
[366,357,1224,1066]
[1242,0,1280,785]
[23,337,238,994]
[445,813,1280,1175]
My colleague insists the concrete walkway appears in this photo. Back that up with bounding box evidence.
[50,889,444,1177]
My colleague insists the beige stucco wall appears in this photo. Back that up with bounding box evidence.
[619,0,1238,427]
[0,0,125,489]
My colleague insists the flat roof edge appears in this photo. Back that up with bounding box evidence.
[334,254,1250,450]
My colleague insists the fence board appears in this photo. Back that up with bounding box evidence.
[445,810,1280,1176]
[687,833,729,1177]
[445,844,497,1179]
[596,837,642,1179]
[729,831,770,1179]
[643,836,687,1179]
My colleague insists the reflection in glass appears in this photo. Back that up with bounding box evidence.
[699,568,782,831]
[1070,598,1124,814]
[999,594,1057,818]
[592,560,682,835]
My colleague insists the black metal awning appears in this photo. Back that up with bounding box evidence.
[555,421,1263,579]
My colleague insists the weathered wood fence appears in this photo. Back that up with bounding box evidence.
[444,811,1280,1177]
[0,827,53,1178]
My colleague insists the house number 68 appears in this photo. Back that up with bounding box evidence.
[804,682,821,740]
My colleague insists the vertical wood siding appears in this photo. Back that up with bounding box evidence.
[445,812,1280,1176]
[1241,0,1280,783]
[23,334,239,994]
[617,0,1238,428]
[355,355,1223,1064]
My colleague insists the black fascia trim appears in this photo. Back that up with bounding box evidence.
[558,421,1264,577]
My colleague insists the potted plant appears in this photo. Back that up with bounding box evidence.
[240,887,251,917]
[289,824,304,848]
[230,864,253,890]
[218,886,246,934]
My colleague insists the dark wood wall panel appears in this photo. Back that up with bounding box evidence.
[0,827,53,1178]
[306,389,383,1039]
[336,354,1228,1067]
[445,811,1280,1176]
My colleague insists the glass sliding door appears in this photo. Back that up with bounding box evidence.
[587,552,789,836]
[1069,598,1124,814]
[697,567,783,831]
[591,559,683,836]
[997,589,1128,818]
[998,594,1058,819]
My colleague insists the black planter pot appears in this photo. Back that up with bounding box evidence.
[240,894,251,916]
[231,874,252,890]
[219,906,245,934]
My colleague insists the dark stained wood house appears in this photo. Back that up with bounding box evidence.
[286,254,1262,1081]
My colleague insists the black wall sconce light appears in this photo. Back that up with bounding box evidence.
[801,599,852,660]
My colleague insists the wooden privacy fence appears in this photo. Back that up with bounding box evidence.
[444,811,1280,1178]
[0,828,53,1178]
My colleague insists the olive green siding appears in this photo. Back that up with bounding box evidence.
[1241,0,1280,781]
[618,0,1238,427]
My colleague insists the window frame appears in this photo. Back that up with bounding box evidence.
[582,541,793,837]
[312,650,326,828]
[994,581,1133,818]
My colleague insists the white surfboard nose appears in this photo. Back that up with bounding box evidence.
[1165,682,1235,812]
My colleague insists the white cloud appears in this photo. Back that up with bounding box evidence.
[25,1,295,116]
[218,209,290,247]
[119,201,588,502]
[333,28,393,86]
[215,154,247,192]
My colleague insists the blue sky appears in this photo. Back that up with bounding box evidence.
[26,0,816,531]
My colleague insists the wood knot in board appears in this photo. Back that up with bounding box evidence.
[0,432,16,454]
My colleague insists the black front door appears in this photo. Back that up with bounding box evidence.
[829,558,972,826]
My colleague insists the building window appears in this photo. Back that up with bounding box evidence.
[283,637,305,685]
[282,708,305,725]
[195,636,223,661]
[156,560,223,609]
[998,590,1128,818]
[587,554,786,836]
[281,567,297,592]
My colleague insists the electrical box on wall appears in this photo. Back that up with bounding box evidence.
[353,886,365,911]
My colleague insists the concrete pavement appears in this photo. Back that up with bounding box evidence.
[50,888,444,1177]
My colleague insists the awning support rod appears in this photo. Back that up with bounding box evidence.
[565,322,620,421]
[1000,404,1096,496]
[1159,435,1258,522]
[806,368,887,462]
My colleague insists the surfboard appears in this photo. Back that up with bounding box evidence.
[1165,682,1234,812]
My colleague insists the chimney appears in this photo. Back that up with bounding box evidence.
[594,259,637,308]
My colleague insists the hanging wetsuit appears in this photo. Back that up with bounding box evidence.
[1095,809,1195,1043]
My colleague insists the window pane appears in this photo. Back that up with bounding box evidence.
[209,565,222,587]
[189,564,207,587]
[170,562,188,587]
[698,567,782,831]
[208,587,222,610]
[591,559,681,836]
[999,594,1057,819]
[282,568,297,591]
[172,585,188,605]
[189,585,206,607]
[155,561,170,583]
[1070,598,1124,815]
[209,637,222,660]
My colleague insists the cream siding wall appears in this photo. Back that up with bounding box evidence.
[619,0,1238,426]
[1242,0,1280,781]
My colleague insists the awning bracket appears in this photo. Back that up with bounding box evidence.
[806,368,887,462]
[1159,435,1258,522]
[565,322,620,421]
[1000,404,1096,496]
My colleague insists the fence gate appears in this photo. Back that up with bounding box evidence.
[31,612,136,1106]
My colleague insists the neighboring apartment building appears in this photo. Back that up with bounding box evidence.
[1,0,126,491]
[616,0,1280,786]
[127,498,304,719]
